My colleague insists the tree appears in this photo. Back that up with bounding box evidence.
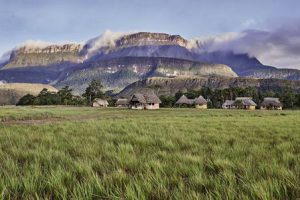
[175,91,184,101]
[281,85,296,108]
[296,94,300,108]
[35,88,60,105]
[83,80,105,105]
[160,95,176,107]
[234,99,243,109]
[58,86,73,105]
[17,94,36,106]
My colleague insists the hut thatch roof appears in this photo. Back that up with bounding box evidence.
[175,95,193,105]
[234,97,256,106]
[129,93,161,104]
[116,98,129,105]
[261,97,282,107]
[144,94,162,104]
[130,93,147,104]
[194,95,207,105]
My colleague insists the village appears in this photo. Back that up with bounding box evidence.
[93,93,283,110]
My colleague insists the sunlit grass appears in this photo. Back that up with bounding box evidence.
[0,107,299,199]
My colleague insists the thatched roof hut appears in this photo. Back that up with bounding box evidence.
[222,100,235,109]
[261,97,282,110]
[130,93,147,104]
[129,93,161,109]
[92,98,109,107]
[175,95,193,105]
[194,95,207,105]
[144,94,162,104]
[234,97,256,110]
[194,95,208,109]
[116,98,129,107]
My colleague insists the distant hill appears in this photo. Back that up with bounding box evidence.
[117,76,300,98]
[0,83,58,105]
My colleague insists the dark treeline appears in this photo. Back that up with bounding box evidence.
[18,80,300,109]
[160,86,300,109]
[17,80,108,106]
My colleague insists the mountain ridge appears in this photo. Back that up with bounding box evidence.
[0,31,300,94]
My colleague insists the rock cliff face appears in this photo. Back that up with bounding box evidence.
[55,57,237,94]
[115,32,188,48]
[4,44,83,68]
[117,76,300,97]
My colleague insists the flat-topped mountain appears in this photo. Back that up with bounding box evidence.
[0,31,300,94]
[4,44,83,69]
[115,32,188,48]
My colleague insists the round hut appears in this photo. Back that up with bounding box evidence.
[175,95,193,107]
[260,97,282,110]
[92,98,109,107]
[194,95,207,109]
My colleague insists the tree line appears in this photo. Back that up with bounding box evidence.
[17,80,107,106]
[17,80,300,109]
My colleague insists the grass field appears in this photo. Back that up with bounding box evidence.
[0,107,299,200]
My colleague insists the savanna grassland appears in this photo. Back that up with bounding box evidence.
[0,107,299,200]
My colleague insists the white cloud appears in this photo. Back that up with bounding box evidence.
[0,50,12,64]
[84,30,136,57]
[189,24,300,69]
[14,40,83,50]
[16,40,55,49]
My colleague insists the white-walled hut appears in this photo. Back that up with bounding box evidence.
[194,95,207,109]
[115,98,129,108]
[233,97,257,110]
[129,93,161,110]
[175,95,193,106]
[144,94,162,109]
[92,98,109,107]
[129,94,146,109]
[260,97,282,110]
[222,100,235,109]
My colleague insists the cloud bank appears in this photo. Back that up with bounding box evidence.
[84,30,136,57]
[189,23,300,69]
[0,50,12,64]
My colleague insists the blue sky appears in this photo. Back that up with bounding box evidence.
[1,0,300,68]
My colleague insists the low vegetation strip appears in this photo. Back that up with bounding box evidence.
[0,107,299,199]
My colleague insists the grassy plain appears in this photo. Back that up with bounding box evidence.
[0,107,299,199]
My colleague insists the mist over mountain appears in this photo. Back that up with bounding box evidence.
[189,23,300,69]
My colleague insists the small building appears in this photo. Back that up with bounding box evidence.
[144,94,162,109]
[233,97,257,110]
[260,97,282,110]
[115,98,129,108]
[194,95,207,109]
[222,100,235,109]
[129,93,161,110]
[175,95,193,106]
[92,98,109,107]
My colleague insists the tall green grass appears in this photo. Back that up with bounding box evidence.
[0,108,299,199]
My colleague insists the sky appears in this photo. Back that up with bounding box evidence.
[0,0,300,68]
